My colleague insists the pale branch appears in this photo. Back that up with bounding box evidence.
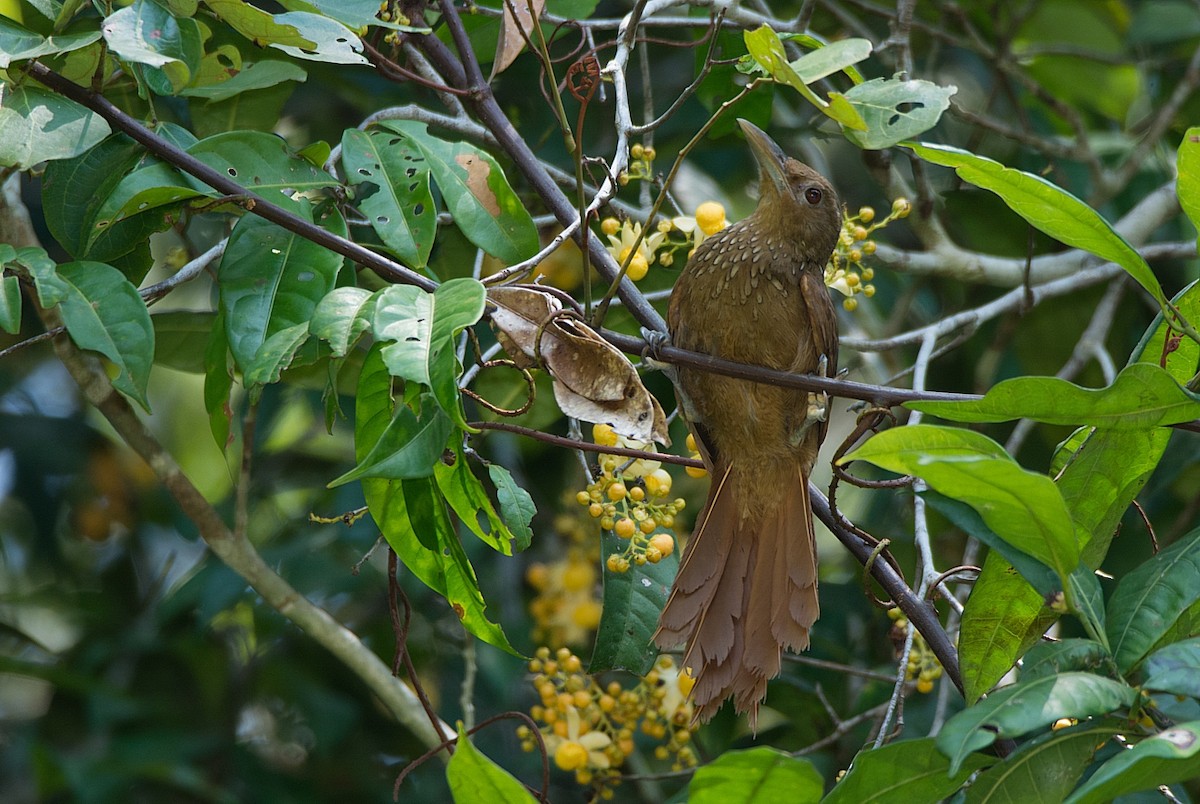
[44,322,452,752]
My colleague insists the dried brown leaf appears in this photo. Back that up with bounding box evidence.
[492,0,545,77]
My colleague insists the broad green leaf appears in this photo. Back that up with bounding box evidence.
[357,347,518,655]
[190,80,295,138]
[0,16,99,67]
[380,121,539,264]
[843,78,955,150]
[589,527,677,674]
[270,12,368,65]
[203,0,314,47]
[956,281,1200,702]
[330,394,451,486]
[688,747,821,804]
[1020,639,1110,683]
[446,727,536,804]
[922,491,1059,596]
[374,278,487,431]
[435,443,518,555]
[910,363,1200,429]
[310,286,376,357]
[1065,721,1200,804]
[341,128,436,267]
[0,275,20,334]
[1066,566,1106,647]
[242,322,310,388]
[487,464,534,552]
[936,672,1137,774]
[186,130,338,211]
[789,37,872,83]
[203,309,234,449]
[181,59,307,101]
[102,0,199,90]
[909,142,1167,305]
[0,84,110,169]
[218,206,344,371]
[39,261,154,410]
[742,24,867,131]
[841,425,1079,583]
[153,310,215,373]
[964,723,1120,804]
[1179,127,1200,239]
[824,737,993,804]
[1107,527,1200,673]
[1142,638,1200,698]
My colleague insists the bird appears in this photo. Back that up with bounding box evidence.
[654,119,841,727]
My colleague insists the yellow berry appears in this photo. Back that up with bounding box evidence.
[892,198,911,217]
[526,563,549,589]
[694,201,727,236]
[657,218,672,233]
[649,533,674,557]
[685,433,698,452]
[588,503,603,518]
[576,490,591,506]
[563,654,582,673]
[629,486,646,502]
[573,600,602,629]
[916,678,934,694]
[863,284,876,298]
[607,482,627,501]
[631,143,644,159]
[562,562,596,592]
[658,514,675,529]
[858,206,875,223]
[639,519,657,535]
[645,547,662,563]
[685,464,708,478]
[849,249,862,263]
[554,741,589,771]
[645,468,673,497]
[853,226,869,241]
[643,146,656,161]
[862,243,876,257]
[845,272,860,287]
[592,423,619,447]
[615,518,636,539]
[843,297,858,312]
[606,554,622,572]
[599,516,615,531]
[601,217,620,236]
[618,172,629,186]
[626,252,650,281]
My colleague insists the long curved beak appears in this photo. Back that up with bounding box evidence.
[738,119,790,198]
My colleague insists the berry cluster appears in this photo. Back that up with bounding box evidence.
[576,425,685,573]
[600,199,730,282]
[525,508,604,648]
[888,607,944,693]
[826,198,910,311]
[617,143,658,186]
[517,648,698,798]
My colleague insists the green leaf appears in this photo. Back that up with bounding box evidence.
[204,309,234,449]
[341,128,436,267]
[1067,565,1106,644]
[278,0,430,31]
[435,443,518,555]
[357,347,519,655]
[181,59,307,101]
[330,394,451,486]
[1064,721,1200,804]
[1178,128,1200,240]
[789,37,872,83]
[842,78,955,150]
[824,737,993,804]
[0,275,20,334]
[936,672,1137,775]
[1107,527,1200,673]
[487,464,534,552]
[373,278,487,431]
[380,121,540,264]
[1142,638,1200,698]
[689,747,821,804]
[742,24,867,131]
[1020,639,1111,684]
[153,310,214,373]
[964,723,1120,804]
[446,727,536,804]
[910,363,1200,429]
[102,0,199,90]
[203,0,315,47]
[841,425,1079,583]
[242,322,310,388]
[186,130,338,211]
[909,142,1167,305]
[0,16,100,67]
[218,206,344,372]
[589,527,677,674]
[269,12,368,64]
[0,84,111,169]
[310,286,376,357]
[38,261,154,410]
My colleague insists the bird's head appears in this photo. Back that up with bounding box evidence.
[738,118,841,261]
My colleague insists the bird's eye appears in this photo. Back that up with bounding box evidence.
[804,187,823,205]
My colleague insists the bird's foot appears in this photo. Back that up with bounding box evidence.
[791,355,830,445]
[641,327,676,379]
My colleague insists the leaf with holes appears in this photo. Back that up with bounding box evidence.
[181,59,307,101]
[186,130,339,211]
[203,0,315,47]
[270,12,367,65]
[0,84,110,170]
[341,128,436,267]
[310,286,376,357]
[373,278,486,431]
[824,738,994,804]
[381,121,539,264]
[435,442,518,555]
[1065,722,1200,804]
[843,77,955,149]
[446,726,536,804]
[276,0,430,32]
[218,206,344,372]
